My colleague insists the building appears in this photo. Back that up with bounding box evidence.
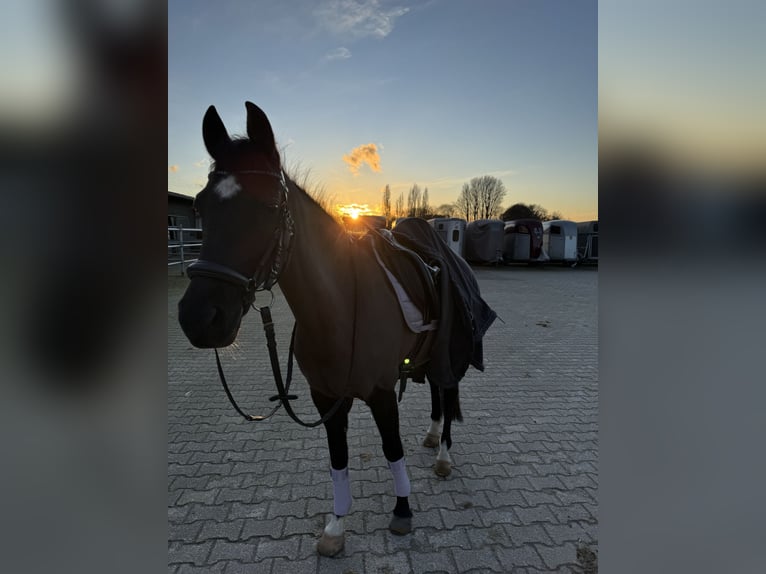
[168,191,198,230]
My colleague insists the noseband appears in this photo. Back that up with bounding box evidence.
[186,169,294,308]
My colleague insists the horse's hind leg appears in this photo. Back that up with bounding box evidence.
[435,385,462,478]
[367,386,413,535]
[423,380,442,448]
[311,389,353,557]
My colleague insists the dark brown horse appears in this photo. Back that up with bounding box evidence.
[178,102,487,556]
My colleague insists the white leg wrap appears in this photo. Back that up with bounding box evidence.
[388,457,411,497]
[330,467,352,516]
[324,514,345,537]
[428,419,442,435]
[437,443,452,464]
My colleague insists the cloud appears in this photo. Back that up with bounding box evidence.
[168,165,179,173]
[342,143,381,175]
[193,159,208,168]
[324,47,352,61]
[315,0,409,39]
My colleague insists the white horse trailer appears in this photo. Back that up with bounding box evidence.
[542,220,578,265]
[428,218,466,258]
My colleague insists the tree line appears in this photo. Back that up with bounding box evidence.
[382,183,433,220]
[380,175,565,224]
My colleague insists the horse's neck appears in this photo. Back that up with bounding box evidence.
[277,187,355,328]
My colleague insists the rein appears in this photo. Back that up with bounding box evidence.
[214,303,345,427]
[188,169,351,427]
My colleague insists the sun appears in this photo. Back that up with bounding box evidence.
[337,204,373,220]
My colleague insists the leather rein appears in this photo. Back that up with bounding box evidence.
[186,169,346,427]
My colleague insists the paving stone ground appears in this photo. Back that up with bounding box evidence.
[168,264,598,573]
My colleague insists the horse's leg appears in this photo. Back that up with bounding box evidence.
[311,389,353,557]
[423,379,442,448]
[367,386,413,535]
[435,384,462,477]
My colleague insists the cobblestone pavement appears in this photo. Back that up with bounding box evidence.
[168,265,598,573]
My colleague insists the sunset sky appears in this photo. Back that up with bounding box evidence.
[169,0,597,221]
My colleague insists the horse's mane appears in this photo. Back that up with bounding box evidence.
[284,168,338,222]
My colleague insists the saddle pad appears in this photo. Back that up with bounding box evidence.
[370,245,438,334]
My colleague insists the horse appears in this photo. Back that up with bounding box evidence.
[178,102,491,556]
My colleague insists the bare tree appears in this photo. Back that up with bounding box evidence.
[407,183,421,217]
[394,191,405,219]
[455,176,507,221]
[473,175,507,220]
[434,203,456,218]
[529,204,548,220]
[455,181,482,221]
[454,183,473,220]
[382,184,392,224]
[420,187,430,218]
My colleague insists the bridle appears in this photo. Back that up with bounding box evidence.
[186,169,294,309]
[185,169,346,427]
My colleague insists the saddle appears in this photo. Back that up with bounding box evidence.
[361,217,497,396]
[362,227,441,389]
[366,228,440,330]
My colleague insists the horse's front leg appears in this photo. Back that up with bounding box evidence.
[367,386,413,535]
[311,390,353,557]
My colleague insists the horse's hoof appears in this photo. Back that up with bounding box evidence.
[316,532,344,557]
[434,460,452,477]
[423,432,440,448]
[389,514,413,536]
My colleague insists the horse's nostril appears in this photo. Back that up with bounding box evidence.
[208,306,222,327]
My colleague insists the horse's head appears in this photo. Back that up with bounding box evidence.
[178,102,292,348]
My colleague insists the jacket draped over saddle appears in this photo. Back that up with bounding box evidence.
[364,218,497,388]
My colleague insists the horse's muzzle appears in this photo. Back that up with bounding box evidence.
[178,279,244,348]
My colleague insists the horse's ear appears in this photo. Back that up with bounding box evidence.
[245,101,278,160]
[202,105,231,161]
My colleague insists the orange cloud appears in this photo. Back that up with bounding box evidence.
[169,165,180,173]
[342,143,381,175]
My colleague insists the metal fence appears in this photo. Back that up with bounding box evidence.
[168,225,202,275]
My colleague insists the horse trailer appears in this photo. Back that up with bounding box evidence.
[428,218,466,258]
[465,219,505,265]
[503,219,544,263]
[542,219,578,265]
[576,220,598,263]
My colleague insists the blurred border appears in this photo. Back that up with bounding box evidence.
[600,1,765,572]
[0,1,167,573]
